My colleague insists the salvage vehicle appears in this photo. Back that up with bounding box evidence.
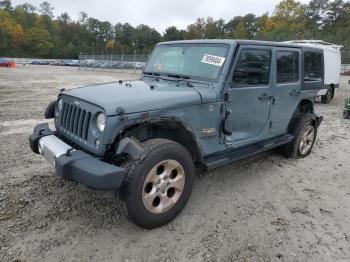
[286,40,342,104]
[0,58,16,68]
[30,40,324,229]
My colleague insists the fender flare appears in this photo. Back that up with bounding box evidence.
[113,114,205,160]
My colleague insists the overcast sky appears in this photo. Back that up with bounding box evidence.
[12,0,311,33]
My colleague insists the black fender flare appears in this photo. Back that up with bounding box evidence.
[44,100,56,119]
[113,114,205,160]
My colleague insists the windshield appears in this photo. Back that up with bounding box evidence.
[144,43,229,81]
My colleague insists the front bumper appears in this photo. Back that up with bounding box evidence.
[29,123,127,190]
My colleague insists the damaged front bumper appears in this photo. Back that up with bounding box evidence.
[29,123,127,190]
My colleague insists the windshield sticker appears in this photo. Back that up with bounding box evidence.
[201,54,225,67]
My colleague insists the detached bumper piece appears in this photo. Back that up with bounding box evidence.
[29,123,127,190]
[315,114,324,128]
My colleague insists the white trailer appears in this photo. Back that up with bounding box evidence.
[285,40,342,104]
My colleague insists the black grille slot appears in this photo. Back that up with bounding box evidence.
[59,102,91,141]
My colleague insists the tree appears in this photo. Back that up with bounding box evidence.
[25,27,53,57]
[58,12,71,24]
[39,2,54,19]
[106,40,114,53]
[306,0,330,28]
[234,21,248,39]
[184,24,201,39]
[204,17,225,39]
[114,23,135,51]
[163,26,183,41]
[258,0,307,40]
[0,0,12,11]
[78,11,88,25]
[134,24,161,53]
[11,24,23,56]
[17,3,36,13]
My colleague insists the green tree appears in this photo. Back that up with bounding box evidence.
[0,0,12,11]
[78,11,88,26]
[11,24,23,56]
[39,1,54,19]
[259,0,307,40]
[234,21,248,39]
[58,12,71,24]
[204,17,225,39]
[25,27,53,57]
[184,24,201,39]
[163,26,183,41]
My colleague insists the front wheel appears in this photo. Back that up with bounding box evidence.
[119,138,195,229]
[283,115,317,158]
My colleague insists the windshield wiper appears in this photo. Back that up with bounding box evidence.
[144,71,161,76]
[166,73,191,80]
[167,73,194,87]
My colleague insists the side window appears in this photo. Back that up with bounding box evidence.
[232,49,271,87]
[277,51,299,83]
[304,52,322,82]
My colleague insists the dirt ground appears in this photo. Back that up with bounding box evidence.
[0,65,350,262]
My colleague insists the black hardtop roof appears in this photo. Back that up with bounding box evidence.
[157,39,323,51]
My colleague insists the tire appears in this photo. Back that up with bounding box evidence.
[119,138,195,229]
[283,115,317,158]
[321,88,333,104]
[343,110,350,119]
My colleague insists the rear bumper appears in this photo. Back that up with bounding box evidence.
[29,123,127,190]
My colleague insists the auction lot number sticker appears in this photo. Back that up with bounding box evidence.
[201,54,226,66]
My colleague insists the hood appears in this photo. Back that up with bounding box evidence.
[63,80,210,115]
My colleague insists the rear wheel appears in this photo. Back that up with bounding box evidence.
[321,88,333,104]
[283,115,317,158]
[119,138,194,229]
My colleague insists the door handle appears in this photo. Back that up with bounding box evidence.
[290,89,301,96]
[258,93,271,101]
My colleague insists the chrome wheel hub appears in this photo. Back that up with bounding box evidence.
[142,159,185,214]
[299,124,315,155]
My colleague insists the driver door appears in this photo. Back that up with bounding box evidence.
[224,45,273,148]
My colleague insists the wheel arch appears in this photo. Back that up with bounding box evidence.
[294,99,315,115]
[115,118,203,163]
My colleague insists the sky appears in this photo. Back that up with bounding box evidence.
[11,0,312,33]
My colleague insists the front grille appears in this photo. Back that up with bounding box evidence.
[59,102,91,141]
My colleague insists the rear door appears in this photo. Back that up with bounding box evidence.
[270,48,301,135]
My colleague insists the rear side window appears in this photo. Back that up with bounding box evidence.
[304,52,322,82]
[277,51,299,83]
[232,49,271,87]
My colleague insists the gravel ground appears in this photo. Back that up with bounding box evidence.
[0,65,350,262]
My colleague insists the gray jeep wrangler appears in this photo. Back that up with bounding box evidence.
[30,40,324,229]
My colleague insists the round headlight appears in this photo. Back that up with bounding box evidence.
[57,98,63,112]
[96,113,106,132]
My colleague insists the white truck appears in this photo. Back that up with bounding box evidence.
[286,40,342,104]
